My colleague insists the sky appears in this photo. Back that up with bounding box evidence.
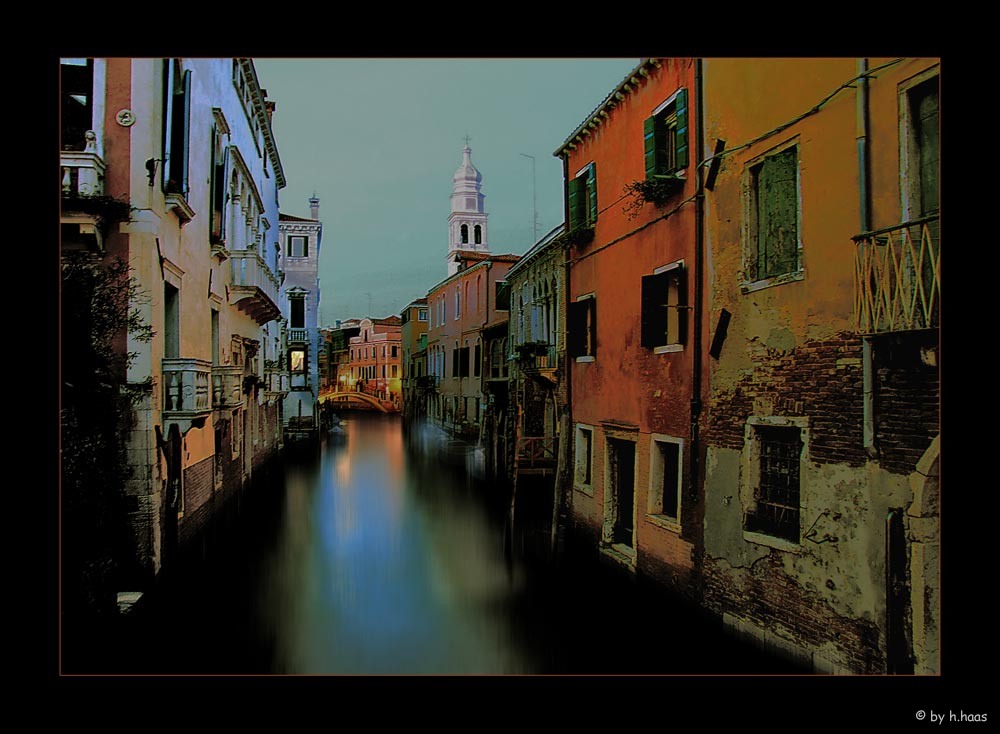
[253,58,638,326]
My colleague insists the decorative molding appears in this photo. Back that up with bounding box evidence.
[211,106,231,136]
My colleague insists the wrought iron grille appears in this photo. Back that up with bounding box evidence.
[745,426,802,542]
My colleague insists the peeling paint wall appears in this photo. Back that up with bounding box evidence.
[701,58,940,673]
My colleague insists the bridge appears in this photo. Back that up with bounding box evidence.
[319,390,397,414]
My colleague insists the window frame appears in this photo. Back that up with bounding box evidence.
[641,260,687,353]
[647,434,684,532]
[741,136,804,294]
[288,235,308,258]
[741,415,809,552]
[574,423,595,496]
[568,293,597,362]
[644,87,689,181]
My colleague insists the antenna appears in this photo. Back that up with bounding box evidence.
[519,153,539,243]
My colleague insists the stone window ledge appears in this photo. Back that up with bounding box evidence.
[743,530,801,554]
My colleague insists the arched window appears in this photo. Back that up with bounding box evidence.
[461,224,469,244]
[474,224,482,244]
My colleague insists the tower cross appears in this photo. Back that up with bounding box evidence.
[463,134,472,147]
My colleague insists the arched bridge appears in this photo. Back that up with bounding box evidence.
[319,390,397,414]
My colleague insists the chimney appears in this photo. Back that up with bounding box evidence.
[309,193,320,220]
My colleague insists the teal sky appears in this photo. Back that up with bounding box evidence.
[254,58,637,325]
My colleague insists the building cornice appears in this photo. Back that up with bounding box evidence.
[237,58,287,189]
[553,58,662,158]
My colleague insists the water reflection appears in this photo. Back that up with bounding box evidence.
[263,414,530,674]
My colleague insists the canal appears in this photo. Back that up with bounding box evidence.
[84,412,803,675]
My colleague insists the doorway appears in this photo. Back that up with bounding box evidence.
[608,438,636,548]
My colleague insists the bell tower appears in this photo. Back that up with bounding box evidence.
[447,139,489,275]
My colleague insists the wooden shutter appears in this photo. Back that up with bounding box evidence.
[567,300,587,357]
[587,163,598,225]
[474,344,481,377]
[588,298,597,356]
[180,70,192,195]
[452,348,458,378]
[162,60,174,190]
[644,116,658,179]
[675,268,688,345]
[218,145,229,240]
[674,87,689,172]
[568,174,584,230]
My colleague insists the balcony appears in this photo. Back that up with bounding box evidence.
[263,365,289,399]
[516,436,558,476]
[230,251,281,325]
[853,216,940,334]
[211,365,243,410]
[61,132,108,253]
[288,327,309,344]
[517,341,558,383]
[163,358,211,430]
[416,375,439,391]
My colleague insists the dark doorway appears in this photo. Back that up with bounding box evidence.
[886,508,914,673]
[609,438,635,547]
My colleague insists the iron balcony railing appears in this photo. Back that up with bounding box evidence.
[517,341,558,371]
[853,215,940,334]
[163,358,212,416]
[211,365,243,409]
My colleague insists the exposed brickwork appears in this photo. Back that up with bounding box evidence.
[183,456,214,516]
[704,555,884,673]
[873,332,939,476]
[704,333,867,467]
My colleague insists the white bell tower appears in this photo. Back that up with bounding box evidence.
[447,139,489,275]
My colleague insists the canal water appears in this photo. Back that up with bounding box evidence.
[82,412,803,675]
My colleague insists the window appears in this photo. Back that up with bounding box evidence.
[474,224,482,244]
[567,295,597,360]
[452,346,459,379]
[231,408,242,458]
[290,348,307,389]
[456,287,461,319]
[461,224,469,244]
[745,142,800,284]
[290,296,305,329]
[209,121,228,243]
[902,73,939,220]
[644,88,689,179]
[391,345,398,359]
[495,281,510,311]
[288,235,308,258]
[744,422,804,544]
[568,163,597,230]
[648,436,683,526]
[473,343,481,377]
[418,308,428,322]
[459,346,470,377]
[391,365,398,378]
[162,60,192,196]
[641,262,687,351]
[61,58,93,151]
[575,424,594,489]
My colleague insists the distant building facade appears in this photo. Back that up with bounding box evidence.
[278,197,322,434]
[400,298,429,426]
[348,316,402,407]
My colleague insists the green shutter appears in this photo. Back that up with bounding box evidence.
[568,174,584,230]
[674,87,689,172]
[644,116,658,179]
[588,298,597,357]
[162,60,174,191]
[587,163,598,225]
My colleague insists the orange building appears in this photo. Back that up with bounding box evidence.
[554,58,702,597]
[699,58,940,673]
[348,316,402,407]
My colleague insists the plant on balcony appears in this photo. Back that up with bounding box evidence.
[562,225,595,248]
[61,194,133,236]
[61,253,153,629]
[622,176,685,220]
[515,341,549,359]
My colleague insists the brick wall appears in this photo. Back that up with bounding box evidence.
[704,333,867,467]
[183,455,214,515]
[873,332,939,476]
[704,555,884,673]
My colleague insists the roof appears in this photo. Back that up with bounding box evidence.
[553,58,661,158]
[428,252,522,295]
[505,223,565,280]
[372,315,402,326]
[279,213,319,223]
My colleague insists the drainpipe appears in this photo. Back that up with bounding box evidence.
[858,58,877,458]
[558,152,573,559]
[690,59,705,502]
